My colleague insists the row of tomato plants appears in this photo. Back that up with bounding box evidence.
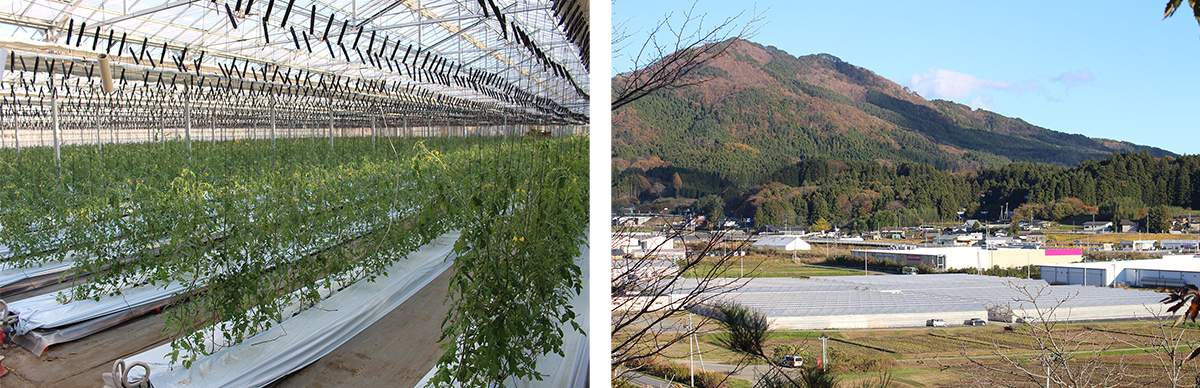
[0,135,588,386]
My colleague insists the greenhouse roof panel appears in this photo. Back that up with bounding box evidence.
[0,0,588,124]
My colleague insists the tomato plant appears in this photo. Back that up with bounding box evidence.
[0,135,587,381]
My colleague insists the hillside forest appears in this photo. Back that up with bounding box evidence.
[615,151,1200,233]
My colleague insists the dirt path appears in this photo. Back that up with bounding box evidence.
[268,267,454,388]
[0,309,173,388]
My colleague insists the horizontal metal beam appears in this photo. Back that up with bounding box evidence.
[91,0,200,29]
[0,12,55,31]
[363,5,551,33]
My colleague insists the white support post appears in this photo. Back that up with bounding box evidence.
[270,92,277,147]
[185,88,192,151]
[51,88,61,165]
[328,102,334,150]
[95,101,102,152]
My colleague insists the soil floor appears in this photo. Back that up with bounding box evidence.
[0,268,453,388]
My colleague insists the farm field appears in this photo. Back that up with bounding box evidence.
[616,314,1200,387]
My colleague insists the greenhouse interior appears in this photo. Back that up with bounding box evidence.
[0,0,589,387]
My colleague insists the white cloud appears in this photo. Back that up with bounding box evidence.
[969,95,994,110]
[1052,70,1095,88]
[908,68,1041,100]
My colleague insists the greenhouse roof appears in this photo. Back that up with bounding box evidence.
[0,0,588,124]
[678,274,1165,319]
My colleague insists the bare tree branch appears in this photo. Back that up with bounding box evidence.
[611,0,766,110]
[962,281,1141,388]
[611,223,758,368]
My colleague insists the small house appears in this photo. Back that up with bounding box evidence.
[1161,240,1200,251]
[1083,221,1113,232]
[1119,240,1156,251]
[1181,215,1200,231]
[1019,231,1048,244]
[881,227,908,239]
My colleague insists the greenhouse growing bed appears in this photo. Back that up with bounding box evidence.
[121,230,460,387]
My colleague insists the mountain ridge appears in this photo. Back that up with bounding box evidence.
[612,39,1174,184]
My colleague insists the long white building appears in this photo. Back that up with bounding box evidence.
[1038,255,1200,287]
[851,246,1083,270]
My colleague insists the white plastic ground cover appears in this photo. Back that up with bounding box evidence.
[122,230,460,387]
[12,291,182,356]
[9,278,190,336]
[4,219,397,354]
[0,259,76,290]
[417,243,590,388]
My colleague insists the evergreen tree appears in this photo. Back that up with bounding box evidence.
[1148,205,1171,233]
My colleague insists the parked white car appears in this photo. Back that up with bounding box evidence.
[778,355,804,368]
[928,319,947,327]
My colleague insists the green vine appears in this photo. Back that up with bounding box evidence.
[0,135,586,376]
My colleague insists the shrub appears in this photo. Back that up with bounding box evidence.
[832,354,898,374]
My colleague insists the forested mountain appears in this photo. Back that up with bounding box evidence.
[613,40,1195,230]
[612,39,1174,199]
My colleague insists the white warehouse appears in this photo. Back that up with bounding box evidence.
[1039,255,1200,288]
[852,246,1083,270]
[752,235,811,251]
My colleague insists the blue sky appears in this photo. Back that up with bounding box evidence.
[612,1,1200,155]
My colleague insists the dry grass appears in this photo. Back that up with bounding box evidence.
[617,319,1200,387]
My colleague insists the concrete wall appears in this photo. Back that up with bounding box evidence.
[858,248,1083,271]
[990,249,1081,268]
[1041,261,1200,287]
[1010,303,1168,322]
[1042,265,1114,286]
[1126,268,1200,288]
[943,249,990,270]
[770,310,987,330]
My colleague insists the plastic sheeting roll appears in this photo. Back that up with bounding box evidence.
[97,54,114,94]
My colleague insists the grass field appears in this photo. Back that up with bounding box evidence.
[681,256,869,279]
[678,244,872,279]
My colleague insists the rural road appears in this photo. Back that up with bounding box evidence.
[623,372,675,387]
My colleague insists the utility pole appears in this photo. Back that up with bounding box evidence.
[688,315,694,388]
[820,336,828,371]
